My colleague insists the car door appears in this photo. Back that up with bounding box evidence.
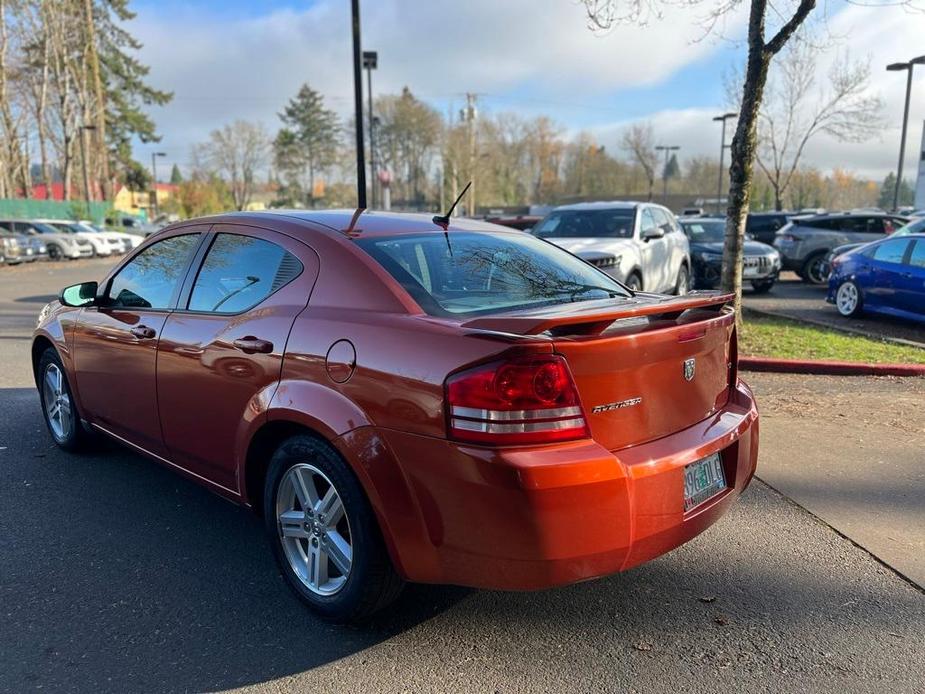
[895,239,925,316]
[73,230,204,456]
[864,238,913,307]
[155,225,318,492]
[638,207,669,292]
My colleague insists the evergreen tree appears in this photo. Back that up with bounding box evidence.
[276,84,341,204]
[169,163,183,184]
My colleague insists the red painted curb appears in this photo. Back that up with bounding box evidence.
[739,356,925,377]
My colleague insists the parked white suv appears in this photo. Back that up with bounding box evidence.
[37,219,125,257]
[532,201,691,294]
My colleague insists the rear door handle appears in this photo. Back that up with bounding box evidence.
[130,325,156,339]
[233,336,273,354]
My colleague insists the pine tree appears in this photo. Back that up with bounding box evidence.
[169,163,183,184]
[276,84,340,205]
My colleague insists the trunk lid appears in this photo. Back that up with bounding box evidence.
[462,292,736,451]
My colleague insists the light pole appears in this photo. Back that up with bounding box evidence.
[887,56,925,212]
[351,0,367,208]
[150,151,165,220]
[78,125,97,216]
[363,50,378,208]
[713,112,737,215]
[655,145,680,198]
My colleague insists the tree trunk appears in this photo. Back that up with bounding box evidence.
[83,0,109,200]
[722,0,772,324]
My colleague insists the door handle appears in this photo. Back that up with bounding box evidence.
[233,336,273,354]
[130,325,156,339]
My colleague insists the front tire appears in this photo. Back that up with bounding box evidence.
[835,280,863,317]
[37,348,92,452]
[263,434,403,622]
[624,272,642,292]
[751,279,775,294]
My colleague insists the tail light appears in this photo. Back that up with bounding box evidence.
[446,354,590,445]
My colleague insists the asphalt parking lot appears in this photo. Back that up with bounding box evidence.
[1,260,923,693]
[744,273,925,347]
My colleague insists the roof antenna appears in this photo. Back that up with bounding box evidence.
[433,181,471,256]
[433,181,471,227]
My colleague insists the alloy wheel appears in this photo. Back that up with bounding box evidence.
[836,281,859,316]
[676,267,690,296]
[276,463,353,596]
[42,363,71,442]
[806,256,830,284]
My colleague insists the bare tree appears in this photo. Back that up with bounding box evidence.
[730,39,882,210]
[621,123,658,201]
[577,0,844,317]
[195,120,269,211]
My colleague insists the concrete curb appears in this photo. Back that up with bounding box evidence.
[739,356,925,377]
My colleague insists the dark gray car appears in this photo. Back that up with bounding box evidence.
[773,213,909,284]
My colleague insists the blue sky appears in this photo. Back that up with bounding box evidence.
[127,1,924,181]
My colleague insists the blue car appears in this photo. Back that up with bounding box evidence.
[827,233,925,324]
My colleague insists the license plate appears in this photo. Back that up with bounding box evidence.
[683,452,726,511]
[743,265,759,278]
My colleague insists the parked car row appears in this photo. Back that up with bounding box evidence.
[0,218,142,266]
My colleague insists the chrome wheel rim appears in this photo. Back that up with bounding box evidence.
[276,463,352,596]
[42,363,71,442]
[836,282,858,316]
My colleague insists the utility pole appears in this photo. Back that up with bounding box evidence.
[79,125,96,216]
[713,112,737,215]
[887,56,925,212]
[150,151,165,220]
[655,145,680,198]
[465,93,477,217]
[351,0,367,208]
[363,50,378,208]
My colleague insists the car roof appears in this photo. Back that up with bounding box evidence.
[551,201,644,211]
[160,209,515,240]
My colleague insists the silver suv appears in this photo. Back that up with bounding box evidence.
[532,201,692,294]
[774,213,909,284]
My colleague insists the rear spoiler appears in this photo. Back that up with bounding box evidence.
[461,291,734,336]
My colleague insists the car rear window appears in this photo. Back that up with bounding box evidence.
[532,209,635,239]
[355,231,631,317]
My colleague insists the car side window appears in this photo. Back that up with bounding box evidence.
[107,234,199,309]
[650,208,673,232]
[871,239,910,265]
[187,233,302,313]
[908,240,925,269]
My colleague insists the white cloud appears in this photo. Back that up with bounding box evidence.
[130,0,740,169]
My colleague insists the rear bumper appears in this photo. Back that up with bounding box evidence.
[349,379,759,590]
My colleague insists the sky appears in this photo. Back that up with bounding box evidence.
[130,0,925,185]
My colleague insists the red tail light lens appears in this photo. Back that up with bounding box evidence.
[445,354,590,445]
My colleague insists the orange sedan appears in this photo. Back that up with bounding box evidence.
[33,210,758,621]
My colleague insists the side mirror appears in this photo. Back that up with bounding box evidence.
[59,281,98,308]
[642,226,664,241]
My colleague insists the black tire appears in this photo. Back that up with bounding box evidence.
[801,252,830,285]
[750,279,775,294]
[674,264,690,295]
[37,348,93,452]
[46,244,62,261]
[263,434,403,623]
[624,272,643,292]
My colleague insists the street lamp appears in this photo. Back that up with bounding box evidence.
[150,151,166,220]
[886,56,925,212]
[363,50,378,208]
[655,145,680,198]
[712,112,737,215]
[78,125,97,215]
[351,0,367,208]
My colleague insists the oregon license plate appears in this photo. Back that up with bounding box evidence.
[683,452,726,511]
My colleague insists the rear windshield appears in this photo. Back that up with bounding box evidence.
[532,208,635,239]
[355,231,631,317]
